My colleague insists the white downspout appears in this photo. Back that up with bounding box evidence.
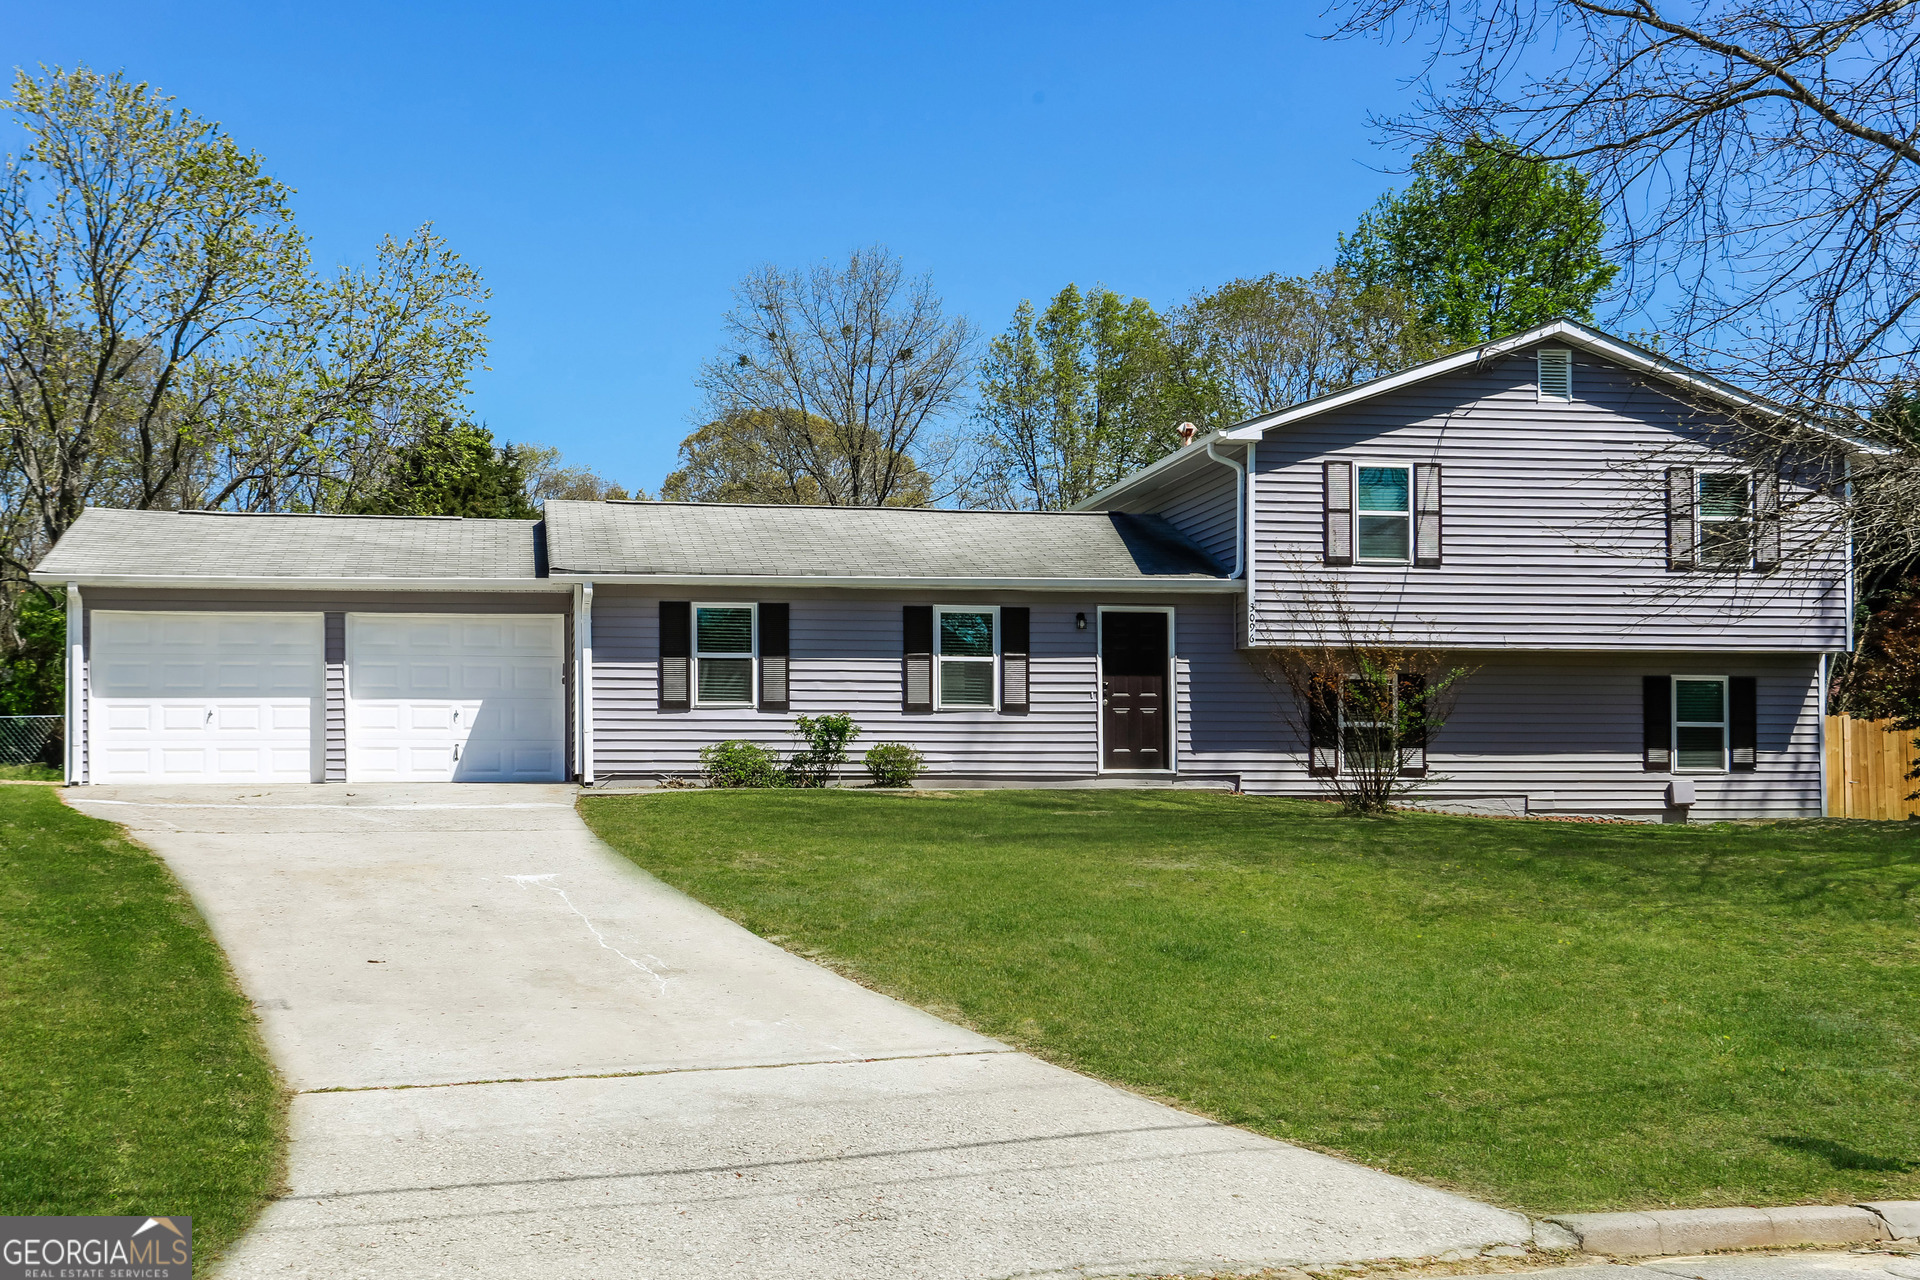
[64,581,81,785]
[575,581,594,785]
[1203,438,1246,581]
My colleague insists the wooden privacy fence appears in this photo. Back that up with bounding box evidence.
[1826,716,1920,820]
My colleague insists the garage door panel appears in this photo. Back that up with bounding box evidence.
[91,611,322,784]
[106,705,151,731]
[346,613,564,783]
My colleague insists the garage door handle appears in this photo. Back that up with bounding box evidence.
[204,708,214,725]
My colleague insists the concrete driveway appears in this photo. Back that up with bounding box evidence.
[70,784,1535,1279]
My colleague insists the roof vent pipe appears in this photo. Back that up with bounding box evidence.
[1177,422,1198,448]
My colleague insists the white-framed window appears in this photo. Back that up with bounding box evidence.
[693,603,755,707]
[1698,473,1752,570]
[1355,464,1412,564]
[1339,674,1397,770]
[935,605,997,709]
[1537,346,1573,400]
[1672,675,1728,772]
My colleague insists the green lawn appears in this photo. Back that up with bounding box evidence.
[581,789,1920,1215]
[0,785,283,1262]
[0,763,62,781]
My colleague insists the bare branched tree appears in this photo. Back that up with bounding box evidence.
[1322,1,1920,571]
[1248,568,1474,814]
[1325,0,1920,414]
[1173,268,1444,416]
[696,247,974,507]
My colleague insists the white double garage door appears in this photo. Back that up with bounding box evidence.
[89,611,565,784]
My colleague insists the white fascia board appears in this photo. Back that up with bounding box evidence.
[27,573,572,593]
[1068,439,1234,513]
[546,572,1241,593]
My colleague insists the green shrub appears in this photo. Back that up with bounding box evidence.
[788,713,861,787]
[698,740,784,788]
[863,742,923,788]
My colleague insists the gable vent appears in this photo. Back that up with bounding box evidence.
[1537,347,1573,401]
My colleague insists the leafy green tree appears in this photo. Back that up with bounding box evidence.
[0,590,64,717]
[0,65,487,570]
[1173,269,1442,418]
[1338,138,1617,346]
[0,65,488,687]
[350,421,538,519]
[971,285,1216,510]
[662,410,932,506]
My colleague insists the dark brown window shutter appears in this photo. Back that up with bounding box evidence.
[1413,464,1442,567]
[1666,467,1696,571]
[1307,674,1339,776]
[1642,675,1671,771]
[1754,470,1781,572]
[1397,671,1428,777]
[1000,606,1030,715]
[1729,676,1757,770]
[758,603,790,712]
[1324,461,1353,566]
[903,605,933,713]
[659,602,691,711]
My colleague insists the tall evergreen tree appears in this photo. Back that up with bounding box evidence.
[1338,138,1617,346]
[350,420,539,519]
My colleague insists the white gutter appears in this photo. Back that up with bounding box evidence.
[1203,438,1246,580]
[64,582,81,786]
[27,574,572,593]
[542,573,1239,593]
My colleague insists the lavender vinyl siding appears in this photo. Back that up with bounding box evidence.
[1246,349,1848,651]
[592,589,1116,781]
[590,589,1822,817]
[1172,593,1824,819]
[1103,458,1239,572]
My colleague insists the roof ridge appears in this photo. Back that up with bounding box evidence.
[580,499,1119,516]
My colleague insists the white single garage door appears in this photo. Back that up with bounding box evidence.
[346,614,565,783]
[89,611,323,784]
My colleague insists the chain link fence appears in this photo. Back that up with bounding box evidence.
[0,715,61,766]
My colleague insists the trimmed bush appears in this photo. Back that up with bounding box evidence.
[699,740,784,788]
[863,742,924,788]
[788,713,861,787]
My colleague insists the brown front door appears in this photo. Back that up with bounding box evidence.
[1101,611,1168,770]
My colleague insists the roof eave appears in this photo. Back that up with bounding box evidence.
[546,571,1239,592]
[34,573,566,592]
[1067,438,1237,513]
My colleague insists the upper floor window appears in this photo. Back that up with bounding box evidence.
[936,607,997,709]
[1356,465,1412,563]
[694,603,755,706]
[1698,473,1752,569]
[1537,347,1573,400]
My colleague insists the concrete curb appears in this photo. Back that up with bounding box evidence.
[1541,1202,1920,1256]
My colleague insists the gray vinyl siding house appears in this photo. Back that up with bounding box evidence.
[31,320,1849,820]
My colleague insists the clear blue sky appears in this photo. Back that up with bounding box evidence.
[7,1,1435,495]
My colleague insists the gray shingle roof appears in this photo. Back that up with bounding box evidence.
[32,508,544,581]
[543,501,1226,580]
